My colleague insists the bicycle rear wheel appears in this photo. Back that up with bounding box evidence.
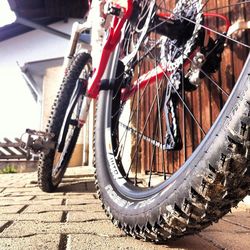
[95,0,250,241]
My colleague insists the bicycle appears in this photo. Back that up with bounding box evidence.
[25,0,250,241]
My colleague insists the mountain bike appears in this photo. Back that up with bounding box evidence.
[25,0,250,241]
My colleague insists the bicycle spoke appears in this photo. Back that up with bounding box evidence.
[142,42,207,136]
[111,0,249,188]
[126,76,165,178]
[151,1,250,49]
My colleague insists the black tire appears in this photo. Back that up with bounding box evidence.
[38,52,91,192]
[94,1,250,241]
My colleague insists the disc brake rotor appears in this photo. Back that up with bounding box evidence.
[161,0,203,72]
[123,0,203,74]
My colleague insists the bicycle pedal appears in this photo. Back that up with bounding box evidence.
[24,129,56,154]
[25,129,54,139]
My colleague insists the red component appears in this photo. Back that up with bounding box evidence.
[204,13,231,33]
[157,12,172,19]
[86,0,133,98]
[121,66,172,101]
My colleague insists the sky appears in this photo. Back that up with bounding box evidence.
[0,0,16,27]
[0,1,40,141]
[0,67,40,140]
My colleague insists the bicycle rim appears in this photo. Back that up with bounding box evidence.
[98,0,250,197]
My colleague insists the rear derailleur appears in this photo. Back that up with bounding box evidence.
[185,34,226,90]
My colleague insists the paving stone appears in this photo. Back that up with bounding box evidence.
[0,196,36,206]
[0,221,10,231]
[23,183,38,188]
[63,192,97,197]
[69,234,218,250]
[1,197,64,206]
[1,187,44,196]
[0,182,26,189]
[0,205,27,214]
[66,197,100,205]
[0,234,60,250]
[33,194,98,204]
[57,179,96,193]
[201,219,250,249]
[0,169,250,249]
[32,194,68,200]
[0,174,35,188]
[0,211,63,222]
[223,211,250,229]
[1,195,35,202]
[0,220,123,238]
[64,166,95,177]
[67,211,108,222]
[61,177,94,183]
[24,203,103,213]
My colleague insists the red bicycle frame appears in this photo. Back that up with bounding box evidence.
[86,0,133,98]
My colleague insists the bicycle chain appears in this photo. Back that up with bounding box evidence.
[163,72,182,150]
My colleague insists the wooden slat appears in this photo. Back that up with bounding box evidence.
[0,147,16,155]
[0,138,29,160]
[14,138,24,143]
[0,154,27,160]
[136,0,249,176]
[0,148,7,156]
[14,147,27,155]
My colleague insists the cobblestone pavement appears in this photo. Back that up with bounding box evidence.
[0,167,249,250]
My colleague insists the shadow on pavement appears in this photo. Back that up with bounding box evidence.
[56,177,96,193]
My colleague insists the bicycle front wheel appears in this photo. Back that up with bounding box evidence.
[95,0,250,241]
[38,52,92,192]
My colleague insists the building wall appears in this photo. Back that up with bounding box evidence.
[0,19,78,68]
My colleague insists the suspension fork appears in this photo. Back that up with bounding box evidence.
[77,0,133,126]
[78,44,122,126]
[87,1,133,98]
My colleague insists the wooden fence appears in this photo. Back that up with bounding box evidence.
[138,1,250,174]
[0,138,31,160]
